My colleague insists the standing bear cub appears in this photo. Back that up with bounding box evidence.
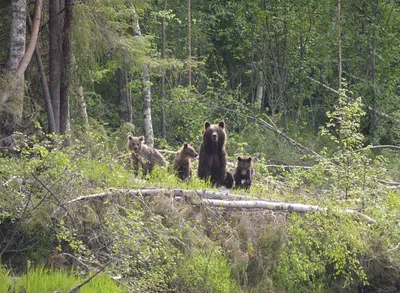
[173,143,198,180]
[198,121,233,188]
[128,135,167,176]
[233,156,254,189]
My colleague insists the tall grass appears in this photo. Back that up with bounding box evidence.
[0,265,125,293]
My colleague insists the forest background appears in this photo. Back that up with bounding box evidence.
[0,0,400,292]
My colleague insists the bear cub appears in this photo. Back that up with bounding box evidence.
[173,143,198,180]
[198,121,233,188]
[128,135,167,176]
[234,156,254,189]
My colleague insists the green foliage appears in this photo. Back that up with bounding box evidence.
[103,196,181,291]
[0,265,125,293]
[274,212,370,292]
[172,248,240,293]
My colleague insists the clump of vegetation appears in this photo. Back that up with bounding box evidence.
[0,265,125,293]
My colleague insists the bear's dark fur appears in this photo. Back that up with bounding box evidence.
[173,143,198,180]
[197,121,233,188]
[128,135,167,176]
[233,156,254,189]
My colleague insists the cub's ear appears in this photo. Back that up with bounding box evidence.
[204,121,211,129]
[247,157,252,162]
[139,136,145,141]
[184,143,188,148]
[128,135,133,140]
[237,156,242,161]
[218,121,225,129]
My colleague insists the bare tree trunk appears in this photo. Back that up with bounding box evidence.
[371,0,378,144]
[116,68,133,123]
[132,7,154,147]
[187,0,192,89]
[49,0,61,133]
[59,0,73,134]
[77,86,88,127]
[1,0,26,121]
[160,0,167,139]
[255,73,263,109]
[27,6,55,133]
[337,0,342,90]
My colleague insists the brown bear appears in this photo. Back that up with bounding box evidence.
[233,156,254,189]
[197,121,233,188]
[173,143,198,180]
[128,135,167,176]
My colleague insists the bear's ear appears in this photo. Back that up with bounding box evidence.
[247,157,252,162]
[128,135,133,140]
[184,143,188,148]
[204,121,211,129]
[237,156,242,161]
[139,136,144,141]
[218,121,225,129]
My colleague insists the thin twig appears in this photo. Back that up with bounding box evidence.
[67,260,112,293]
[32,173,76,228]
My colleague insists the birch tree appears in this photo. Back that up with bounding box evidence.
[0,0,26,124]
[132,7,154,147]
[1,0,42,128]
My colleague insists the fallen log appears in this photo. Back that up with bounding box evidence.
[59,188,376,224]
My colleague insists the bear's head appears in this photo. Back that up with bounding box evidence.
[202,121,226,150]
[237,156,252,175]
[128,135,144,152]
[180,143,198,158]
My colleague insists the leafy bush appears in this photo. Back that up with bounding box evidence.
[172,248,240,293]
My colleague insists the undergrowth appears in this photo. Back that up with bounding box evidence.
[1,98,400,292]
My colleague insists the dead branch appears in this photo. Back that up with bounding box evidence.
[213,105,325,160]
[193,199,376,224]
[60,188,376,224]
[358,145,400,152]
[307,76,400,124]
[67,260,112,293]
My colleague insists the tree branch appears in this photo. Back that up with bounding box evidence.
[60,188,376,224]
[67,260,112,293]
[16,0,43,78]
[307,76,400,123]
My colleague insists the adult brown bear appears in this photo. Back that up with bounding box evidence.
[197,121,233,188]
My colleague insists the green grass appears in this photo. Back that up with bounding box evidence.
[0,265,126,293]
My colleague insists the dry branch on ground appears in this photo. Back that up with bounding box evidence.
[58,188,376,224]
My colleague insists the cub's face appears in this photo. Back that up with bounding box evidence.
[128,135,144,152]
[237,156,252,175]
[182,143,198,158]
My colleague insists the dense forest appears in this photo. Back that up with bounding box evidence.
[0,0,400,292]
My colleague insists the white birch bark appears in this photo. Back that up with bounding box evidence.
[77,86,89,127]
[1,0,26,119]
[60,188,376,224]
[132,7,154,147]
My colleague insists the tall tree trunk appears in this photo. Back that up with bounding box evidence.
[27,6,55,133]
[161,0,167,139]
[116,68,133,123]
[371,0,378,144]
[49,0,61,133]
[255,73,263,109]
[337,0,342,90]
[132,7,154,147]
[187,0,191,89]
[59,0,73,134]
[1,0,26,122]
[77,86,88,127]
